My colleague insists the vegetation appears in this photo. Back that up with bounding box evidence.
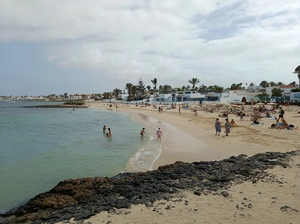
[271,88,282,96]
[293,65,300,87]
[30,66,299,102]
[151,78,157,90]
[256,92,270,102]
[188,78,200,89]
[136,78,147,100]
[230,83,243,90]
[291,88,300,92]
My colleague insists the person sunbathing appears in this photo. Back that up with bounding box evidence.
[265,111,271,118]
[222,111,228,118]
[252,117,263,125]
[276,118,288,129]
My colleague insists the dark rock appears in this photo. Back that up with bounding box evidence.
[1,150,298,224]
[220,191,229,198]
[194,191,201,196]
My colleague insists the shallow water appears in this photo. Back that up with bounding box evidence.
[0,101,160,213]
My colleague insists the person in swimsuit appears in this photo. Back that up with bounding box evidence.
[103,125,106,133]
[107,128,112,137]
[230,119,237,127]
[140,128,146,138]
[156,128,162,141]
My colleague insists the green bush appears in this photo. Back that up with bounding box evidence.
[291,88,300,92]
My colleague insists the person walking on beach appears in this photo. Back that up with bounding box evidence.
[279,107,285,121]
[225,118,230,136]
[178,105,181,114]
[140,128,146,138]
[215,118,221,136]
[103,125,106,133]
[156,128,162,141]
[107,128,112,137]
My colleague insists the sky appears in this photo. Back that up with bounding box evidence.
[0,0,300,96]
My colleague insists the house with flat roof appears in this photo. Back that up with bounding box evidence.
[220,90,260,103]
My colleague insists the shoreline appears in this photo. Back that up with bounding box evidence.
[88,101,299,169]
[1,101,299,223]
[2,150,299,224]
[88,102,232,171]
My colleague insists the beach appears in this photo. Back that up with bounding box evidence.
[88,101,300,167]
[83,101,300,224]
[2,101,299,224]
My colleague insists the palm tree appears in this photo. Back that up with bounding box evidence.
[151,78,157,90]
[259,80,269,88]
[161,85,172,94]
[230,83,243,90]
[131,85,137,100]
[125,83,133,100]
[293,65,300,87]
[102,92,111,99]
[113,88,122,100]
[188,78,200,89]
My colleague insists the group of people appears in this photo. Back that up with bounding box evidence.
[215,118,231,136]
[103,124,162,140]
[269,108,296,130]
[140,127,162,141]
[103,125,112,137]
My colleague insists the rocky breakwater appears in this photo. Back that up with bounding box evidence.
[1,150,299,224]
[21,105,88,108]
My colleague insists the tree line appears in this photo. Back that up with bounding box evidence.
[70,65,300,100]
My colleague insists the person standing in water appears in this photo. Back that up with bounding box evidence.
[103,125,106,133]
[156,128,162,141]
[140,128,146,138]
[107,128,112,137]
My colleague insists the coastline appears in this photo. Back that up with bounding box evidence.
[1,101,299,224]
[87,101,300,168]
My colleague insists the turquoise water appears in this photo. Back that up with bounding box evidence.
[0,101,160,213]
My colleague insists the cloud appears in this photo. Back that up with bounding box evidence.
[1,0,300,90]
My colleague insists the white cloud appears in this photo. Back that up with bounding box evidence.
[1,0,300,89]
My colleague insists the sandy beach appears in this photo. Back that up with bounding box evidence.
[2,101,299,224]
[81,101,300,224]
[88,101,300,167]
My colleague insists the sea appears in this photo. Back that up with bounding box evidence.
[0,100,161,213]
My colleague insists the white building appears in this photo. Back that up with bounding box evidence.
[220,90,260,104]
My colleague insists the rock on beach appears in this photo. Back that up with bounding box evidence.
[1,150,299,224]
